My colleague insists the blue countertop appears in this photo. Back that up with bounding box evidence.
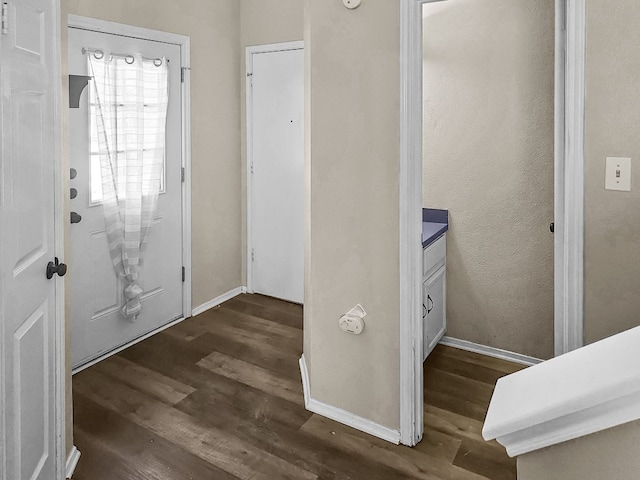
[422,208,448,248]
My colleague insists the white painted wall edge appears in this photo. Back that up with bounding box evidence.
[192,286,246,317]
[299,355,401,444]
[299,355,311,406]
[65,446,81,479]
[439,337,543,367]
[483,325,640,457]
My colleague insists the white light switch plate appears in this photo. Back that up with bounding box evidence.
[605,157,631,191]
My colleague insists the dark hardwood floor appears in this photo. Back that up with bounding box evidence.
[72,294,524,480]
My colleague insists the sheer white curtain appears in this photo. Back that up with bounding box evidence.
[88,52,169,319]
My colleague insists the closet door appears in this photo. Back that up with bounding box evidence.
[248,46,304,304]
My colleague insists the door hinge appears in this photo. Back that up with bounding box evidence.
[251,249,255,262]
[250,163,254,174]
[1,3,8,35]
[247,72,253,87]
[181,67,190,83]
[181,167,185,182]
[182,266,185,282]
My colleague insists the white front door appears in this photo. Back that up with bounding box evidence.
[248,45,304,304]
[68,27,184,369]
[0,0,62,478]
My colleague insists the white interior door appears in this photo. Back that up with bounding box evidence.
[68,27,184,369]
[0,0,62,478]
[248,45,304,304]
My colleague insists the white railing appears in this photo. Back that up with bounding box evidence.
[483,325,640,457]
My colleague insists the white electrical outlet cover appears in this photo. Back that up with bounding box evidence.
[343,0,362,9]
[339,314,365,334]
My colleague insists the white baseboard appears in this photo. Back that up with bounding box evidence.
[66,445,81,479]
[299,355,311,406]
[298,354,401,444]
[192,286,246,317]
[439,336,543,366]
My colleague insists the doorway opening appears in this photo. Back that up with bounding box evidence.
[421,0,556,362]
[400,0,584,446]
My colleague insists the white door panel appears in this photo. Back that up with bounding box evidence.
[249,47,304,304]
[1,0,60,478]
[68,27,183,368]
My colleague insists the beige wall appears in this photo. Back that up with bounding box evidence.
[241,0,304,48]
[584,0,640,344]
[422,0,555,359]
[240,0,304,283]
[305,0,401,429]
[518,420,640,480]
[60,0,241,453]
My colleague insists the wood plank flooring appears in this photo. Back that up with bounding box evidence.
[72,294,524,480]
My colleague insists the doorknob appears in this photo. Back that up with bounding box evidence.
[70,212,82,224]
[46,257,67,279]
[549,222,555,233]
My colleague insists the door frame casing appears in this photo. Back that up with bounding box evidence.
[53,0,66,477]
[245,41,304,295]
[399,0,584,445]
[555,0,585,356]
[67,14,193,320]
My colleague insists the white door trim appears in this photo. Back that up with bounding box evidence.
[399,0,428,447]
[555,0,585,355]
[67,14,193,319]
[399,0,583,446]
[245,41,304,295]
[52,1,66,477]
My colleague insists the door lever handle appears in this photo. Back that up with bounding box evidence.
[46,257,67,279]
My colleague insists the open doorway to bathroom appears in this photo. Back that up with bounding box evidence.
[421,0,556,363]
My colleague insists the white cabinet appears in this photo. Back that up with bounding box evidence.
[423,234,446,361]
